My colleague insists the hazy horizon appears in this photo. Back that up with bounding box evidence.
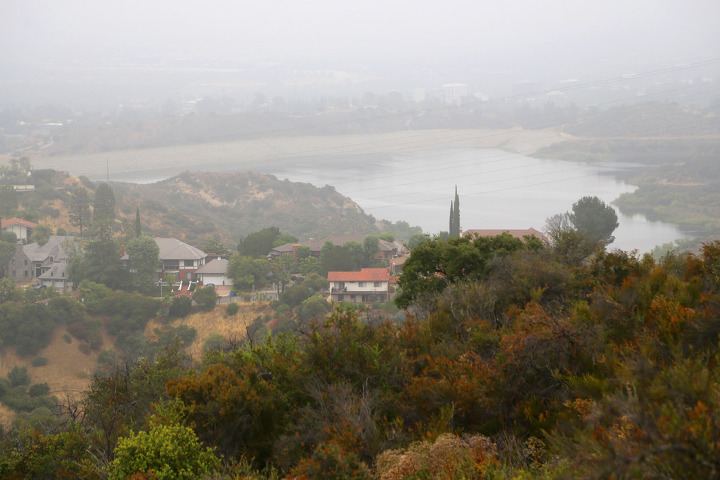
[2,0,719,107]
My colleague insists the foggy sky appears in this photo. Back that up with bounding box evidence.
[2,0,720,103]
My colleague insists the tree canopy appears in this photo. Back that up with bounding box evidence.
[569,195,619,246]
[126,235,160,294]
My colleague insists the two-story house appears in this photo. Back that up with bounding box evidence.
[327,267,390,304]
[121,236,207,282]
[1,217,37,243]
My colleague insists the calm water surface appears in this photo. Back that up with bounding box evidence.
[266,148,688,253]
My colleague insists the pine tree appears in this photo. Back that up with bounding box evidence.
[135,206,141,238]
[69,187,91,236]
[93,183,116,239]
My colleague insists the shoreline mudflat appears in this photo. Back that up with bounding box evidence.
[24,128,570,183]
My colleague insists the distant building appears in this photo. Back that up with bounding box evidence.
[443,83,467,105]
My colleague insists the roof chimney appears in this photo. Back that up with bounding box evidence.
[292,243,299,258]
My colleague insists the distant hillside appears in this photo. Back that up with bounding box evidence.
[111,171,380,244]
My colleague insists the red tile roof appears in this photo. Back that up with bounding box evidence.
[327,268,390,282]
[1,217,37,229]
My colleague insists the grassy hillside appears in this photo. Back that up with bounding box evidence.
[11,169,383,247]
[112,171,380,244]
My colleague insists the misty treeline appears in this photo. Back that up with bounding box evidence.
[4,94,719,156]
[2,232,720,478]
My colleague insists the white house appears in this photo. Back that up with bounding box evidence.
[194,258,232,287]
[327,267,390,304]
[1,217,37,242]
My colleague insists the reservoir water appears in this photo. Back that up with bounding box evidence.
[264,148,687,253]
[51,143,687,253]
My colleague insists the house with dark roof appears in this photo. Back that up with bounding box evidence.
[122,236,207,282]
[1,217,37,242]
[23,235,74,280]
[38,262,72,293]
[327,267,390,304]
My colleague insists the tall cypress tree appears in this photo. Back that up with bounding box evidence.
[453,186,460,237]
[449,186,461,238]
[135,206,141,238]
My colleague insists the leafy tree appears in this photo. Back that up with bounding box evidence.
[407,232,429,249]
[395,233,527,308]
[201,235,231,257]
[379,232,395,242]
[68,239,127,290]
[298,255,321,275]
[93,183,116,239]
[296,245,312,260]
[280,284,312,308]
[193,286,218,311]
[68,187,91,235]
[228,254,270,290]
[169,295,192,318]
[0,185,17,218]
[273,233,299,247]
[297,295,332,321]
[0,241,16,278]
[362,235,380,265]
[302,272,329,292]
[568,196,619,246]
[29,224,52,246]
[126,234,160,294]
[238,226,280,257]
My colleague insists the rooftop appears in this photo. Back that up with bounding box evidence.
[328,268,390,282]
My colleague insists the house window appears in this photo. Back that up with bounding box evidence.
[11,259,15,265]
[374,281,383,287]
[24,260,27,265]
[358,282,365,287]
[337,295,344,301]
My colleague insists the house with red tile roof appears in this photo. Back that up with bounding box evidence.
[463,227,547,243]
[327,267,391,304]
[1,217,37,242]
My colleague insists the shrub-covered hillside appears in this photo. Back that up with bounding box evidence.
[2,238,720,478]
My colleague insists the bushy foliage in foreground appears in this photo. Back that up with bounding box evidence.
[2,242,720,478]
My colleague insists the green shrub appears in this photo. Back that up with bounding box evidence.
[97,349,118,366]
[8,366,30,387]
[225,302,239,316]
[109,421,220,480]
[154,324,197,348]
[31,357,48,367]
[28,383,50,397]
[203,333,225,353]
[169,295,192,318]
[63,334,72,343]
[192,286,218,311]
